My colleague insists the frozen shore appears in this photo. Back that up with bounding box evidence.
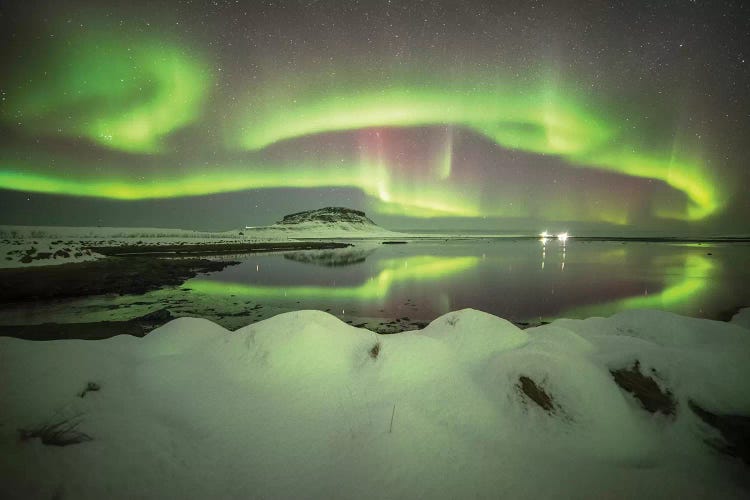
[1,308,749,499]
[0,225,360,268]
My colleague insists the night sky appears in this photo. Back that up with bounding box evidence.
[1,0,748,234]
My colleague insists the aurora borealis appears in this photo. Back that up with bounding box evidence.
[1,1,748,233]
[1,31,211,153]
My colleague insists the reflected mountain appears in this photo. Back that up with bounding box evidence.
[283,247,376,267]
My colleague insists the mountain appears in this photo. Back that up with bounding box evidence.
[276,207,377,226]
[245,207,396,238]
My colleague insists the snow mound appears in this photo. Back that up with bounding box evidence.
[552,310,750,412]
[1,309,749,499]
[731,307,750,330]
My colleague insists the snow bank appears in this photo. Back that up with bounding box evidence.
[731,307,750,330]
[1,309,748,499]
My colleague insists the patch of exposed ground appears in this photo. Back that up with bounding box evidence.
[689,400,750,465]
[517,375,556,413]
[610,361,676,416]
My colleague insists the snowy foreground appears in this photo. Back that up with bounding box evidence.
[1,309,749,499]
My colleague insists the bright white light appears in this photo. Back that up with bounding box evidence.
[540,230,550,238]
[557,232,569,242]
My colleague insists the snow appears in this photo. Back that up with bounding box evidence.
[731,307,750,330]
[0,223,399,268]
[242,220,398,239]
[0,225,250,268]
[0,225,244,240]
[0,239,103,268]
[1,308,749,499]
[242,208,403,239]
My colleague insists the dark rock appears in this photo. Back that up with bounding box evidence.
[518,376,556,413]
[610,361,676,416]
[369,342,381,359]
[689,400,750,465]
[78,382,101,398]
[137,308,173,324]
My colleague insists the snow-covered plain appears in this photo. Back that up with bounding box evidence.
[0,239,102,268]
[0,226,246,241]
[0,223,399,268]
[1,308,748,499]
[0,220,397,243]
[0,225,249,268]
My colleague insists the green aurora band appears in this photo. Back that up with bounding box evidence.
[232,79,720,220]
[565,253,714,317]
[1,33,211,153]
[0,33,723,221]
[184,255,481,302]
[0,162,458,217]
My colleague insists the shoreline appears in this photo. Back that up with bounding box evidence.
[1,237,747,342]
[0,241,351,302]
[87,241,352,257]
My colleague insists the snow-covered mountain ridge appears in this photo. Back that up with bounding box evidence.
[246,206,397,238]
[276,207,377,226]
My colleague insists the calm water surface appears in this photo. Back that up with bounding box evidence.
[190,239,750,327]
[3,239,749,331]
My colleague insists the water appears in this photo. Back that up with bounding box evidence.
[2,239,749,332]
[190,239,750,325]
